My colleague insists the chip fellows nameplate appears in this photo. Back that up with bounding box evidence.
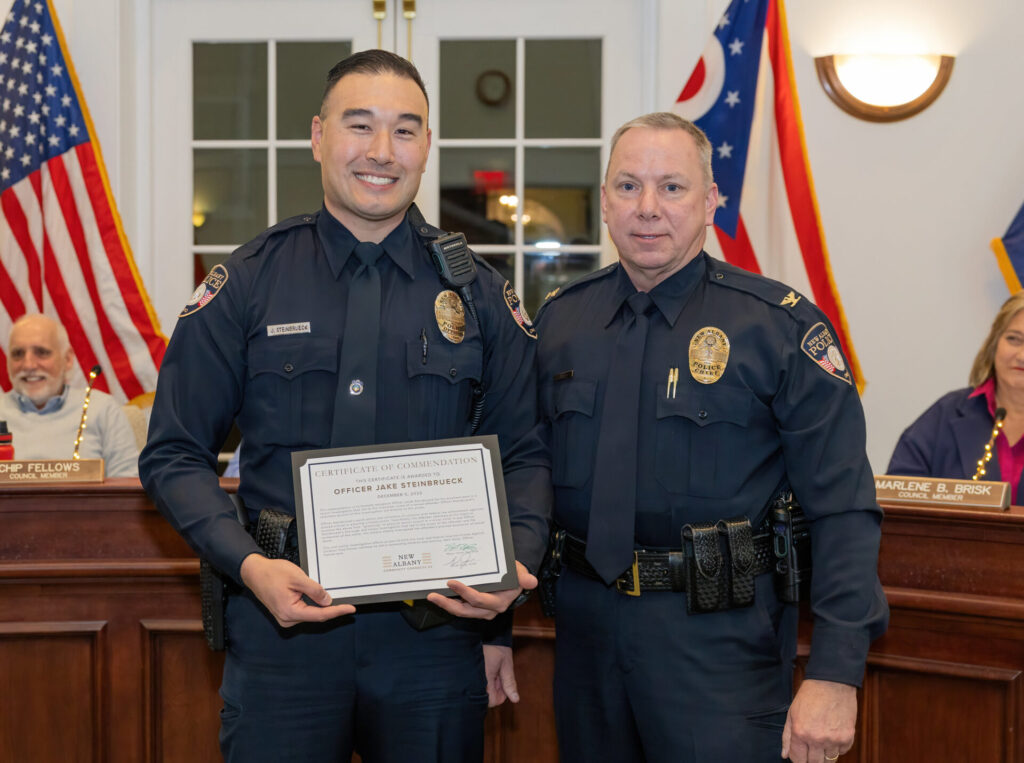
[0,459,105,484]
[292,436,518,606]
[875,474,1010,510]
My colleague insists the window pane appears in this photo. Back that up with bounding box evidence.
[524,251,599,317]
[277,41,352,140]
[193,149,268,245]
[525,39,601,139]
[277,148,323,222]
[440,147,515,245]
[524,147,600,245]
[440,40,516,139]
[193,43,267,140]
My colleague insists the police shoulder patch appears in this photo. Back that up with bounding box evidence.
[180,264,228,318]
[801,322,852,385]
[503,281,537,338]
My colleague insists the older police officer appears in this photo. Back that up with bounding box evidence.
[534,112,887,763]
[140,50,548,762]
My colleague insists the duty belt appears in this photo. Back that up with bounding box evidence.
[560,522,775,596]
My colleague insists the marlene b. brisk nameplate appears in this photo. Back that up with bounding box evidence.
[291,435,518,605]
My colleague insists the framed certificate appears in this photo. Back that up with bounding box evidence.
[291,435,518,605]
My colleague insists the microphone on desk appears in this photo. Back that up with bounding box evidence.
[972,407,1006,481]
[73,366,104,460]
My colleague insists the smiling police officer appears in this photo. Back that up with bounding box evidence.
[535,112,888,763]
[140,50,548,762]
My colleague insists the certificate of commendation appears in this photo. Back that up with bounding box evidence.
[291,435,518,605]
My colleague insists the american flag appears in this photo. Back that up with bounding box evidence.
[674,0,863,389]
[0,0,165,402]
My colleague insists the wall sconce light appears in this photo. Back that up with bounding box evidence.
[815,54,955,122]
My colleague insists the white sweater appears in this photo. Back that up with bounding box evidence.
[0,386,140,477]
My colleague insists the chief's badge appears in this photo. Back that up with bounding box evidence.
[688,326,729,384]
[504,281,537,339]
[179,264,228,318]
[801,322,852,385]
[434,290,466,344]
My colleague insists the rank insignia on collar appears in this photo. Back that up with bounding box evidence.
[545,288,560,301]
[781,291,801,308]
[688,326,729,384]
[801,322,852,385]
[504,281,537,338]
[434,290,466,344]
[179,264,228,318]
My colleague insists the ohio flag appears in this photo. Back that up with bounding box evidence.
[0,0,166,402]
[674,0,864,389]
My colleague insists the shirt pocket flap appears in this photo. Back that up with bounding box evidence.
[248,335,337,379]
[552,378,597,418]
[656,385,753,427]
[406,339,483,385]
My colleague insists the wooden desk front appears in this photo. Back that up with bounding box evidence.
[2,486,1023,761]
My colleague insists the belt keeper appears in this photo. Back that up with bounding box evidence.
[615,552,642,597]
[718,516,755,608]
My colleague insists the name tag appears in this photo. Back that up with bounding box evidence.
[267,322,311,336]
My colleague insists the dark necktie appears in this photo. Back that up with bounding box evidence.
[331,241,383,447]
[585,291,653,584]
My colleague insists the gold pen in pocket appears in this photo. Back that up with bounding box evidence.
[666,367,678,399]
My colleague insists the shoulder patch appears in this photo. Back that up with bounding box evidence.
[503,281,537,338]
[801,322,852,385]
[180,264,228,318]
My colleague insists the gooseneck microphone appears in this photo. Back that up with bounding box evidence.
[72,365,103,460]
[972,407,1006,481]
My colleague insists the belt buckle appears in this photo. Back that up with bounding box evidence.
[615,552,641,597]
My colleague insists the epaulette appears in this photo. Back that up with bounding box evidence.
[237,212,319,260]
[705,256,816,323]
[534,262,618,321]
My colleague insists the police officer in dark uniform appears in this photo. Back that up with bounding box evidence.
[139,50,548,762]
[535,113,888,763]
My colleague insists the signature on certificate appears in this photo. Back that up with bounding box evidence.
[445,542,479,569]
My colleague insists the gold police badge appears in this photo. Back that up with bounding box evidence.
[434,290,466,343]
[688,326,730,384]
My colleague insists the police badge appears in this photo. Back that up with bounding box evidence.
[434,290,466,343]
[688,327,730,384]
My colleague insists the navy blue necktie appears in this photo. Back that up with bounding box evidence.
[586,291,653,584]
[332,242,383,447]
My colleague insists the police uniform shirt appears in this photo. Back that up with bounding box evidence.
[140,205,548,584]
[535,251,888,686]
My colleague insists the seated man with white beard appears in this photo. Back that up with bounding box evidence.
[0,314,139,477]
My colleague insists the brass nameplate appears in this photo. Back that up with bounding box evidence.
[0,459,105,484]
[875,474,1010,510]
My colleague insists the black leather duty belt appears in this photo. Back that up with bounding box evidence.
[561,525,775,597]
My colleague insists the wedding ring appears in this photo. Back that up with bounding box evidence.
[825,754,840,761]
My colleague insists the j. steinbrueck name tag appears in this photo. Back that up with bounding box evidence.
[875,474,1010,510]
[0,459,105,484]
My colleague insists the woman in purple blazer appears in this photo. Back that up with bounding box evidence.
[888,291,1024,503]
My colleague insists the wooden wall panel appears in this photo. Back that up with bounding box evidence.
[4,486,1024,761]
[0,621,105,762]
[142,621,224,763]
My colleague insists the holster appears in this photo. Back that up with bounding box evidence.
[771,493,812,603]
[201,503,299,652]
[537,528,566,618]
[199,494,250,652]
